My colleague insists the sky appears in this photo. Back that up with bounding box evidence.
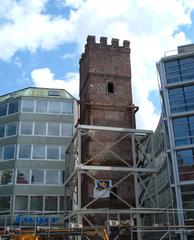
[0,0,194,130]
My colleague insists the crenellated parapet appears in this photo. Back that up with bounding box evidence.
[85,35,130,49]
[80,35,130,63]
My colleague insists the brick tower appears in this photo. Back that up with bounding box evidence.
[79,36,137,217]
[80,35,136,128]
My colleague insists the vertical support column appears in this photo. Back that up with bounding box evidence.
[132,133,142,240]
[77,127,82,226]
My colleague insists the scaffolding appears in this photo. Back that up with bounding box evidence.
[63,124,190,240]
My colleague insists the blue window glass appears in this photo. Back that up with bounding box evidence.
[0,104,7,117]
[4,145,15,160]
[8,101,19,115]
[0,124,5,138]
[177,149,194,165]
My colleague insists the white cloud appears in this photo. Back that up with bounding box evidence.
[1,0,194,129]
[31,68,79,98]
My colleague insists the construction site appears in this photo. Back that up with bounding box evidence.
[1,36,194,240]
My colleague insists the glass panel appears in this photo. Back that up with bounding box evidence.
[59,196,64,211]
[33,145,45,159]
[22,100,34,112]
[48,123,60,136]
[62,102,73,114]
[61,123,73,136]
[60,146,66,160]
[8,101,19,114]
[0,196,10,211]
[34,122,46,135]
[59,171,64,184]
[0,147,3,160]
[30,196,43,211]
[177,149,194,165]
[18,144,31,159]
[20,121,33,135]
[6,122,17,136]
[31,170,44,184]
[16,169,30,184]
[4,145,15,160]
[46,170,58,184]
[36,100,47,113]
[0,124,5,138]
[45,196,58,211]
[48,101,60,114]
[1,170,13,185]
[47,146,59,160]
[0,104,7,117]
[15,196,28,211]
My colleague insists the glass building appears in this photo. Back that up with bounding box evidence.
[0,87,77,226]
[157,44,194,238]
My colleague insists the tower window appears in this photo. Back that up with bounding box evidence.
[107,82,114,93]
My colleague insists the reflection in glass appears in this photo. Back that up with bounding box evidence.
[31,170,44,184]
[30,196,43,211]
[33,145,45,159]
[46,170,58,184]
[45,196,57,211]
[8,101,19,114]
[6,122,17,136]
[48,101,60,114]
[16,169,30,184]
[34,122,46,135]
[15,196,28,211]
[18,144,31,159]
[47,146,59,160]
[1,170,13,185]
[22,100,34,112]
[4,145,15,160]
[20,121,33,135]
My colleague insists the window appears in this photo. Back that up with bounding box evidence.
[60,146,66,160]
[59,171,65,184]
[30,196,43,211]
[0,124,5,138]
[4,145,15,160]
[62,102,73,114]
[61,123,73,136]
[59,196,65,211]
[20,121,33,135]
[46,170,58,184]
[6,122,17,136]
[31,170,44,184]
[8,101,19,115]
[1,170,13,185]
[34,122,46,135]
[0,147,3,160]
[33,145,45,159]
[15,196,28,211]
[16,169,30,184]
[45,196,58,211]
[48,90,61,96]
[36,100,47,113]
[47,145,59,160]
[48,101,60,114]
[0,196,11,212]
[48,123,60,136]
[107,82,114,93]
[18,144,31,159]
[22,100,34,112]
[0,104,7,117]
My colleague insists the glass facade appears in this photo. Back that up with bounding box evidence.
[0,87,76,219]
[159,48,194,231]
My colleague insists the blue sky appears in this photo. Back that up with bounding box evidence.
[0,0,194,130]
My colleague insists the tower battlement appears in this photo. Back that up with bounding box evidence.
[86,35,130,47]
[82,35,130,58]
